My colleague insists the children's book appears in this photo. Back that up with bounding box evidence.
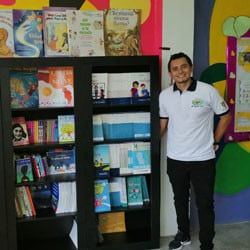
[126,175,143,206]
[93,144,110,179]
[38,66,74,107]
[98,212,126,234]
[43,7,74,57]
[58,114,75,143]
[92,73,108,100]
[0,9,15,57]
[46,148,76,175]
[103,9,141,56]
[10,68,39,109]
[66,10,105,57]
[127,142,151,174]
[12,116,29,146]
[94,179,111,213]
[16,157,34,183]
[13,10,44,57]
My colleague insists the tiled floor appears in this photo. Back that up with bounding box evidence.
[156,221,250,250]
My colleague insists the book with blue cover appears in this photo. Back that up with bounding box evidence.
[13,10,44,57]
[94,179,111,213]
[126,176,143,206]
[93,144,110,178]
[16,157,34,183]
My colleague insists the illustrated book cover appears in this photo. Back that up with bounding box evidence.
[46,148,76,175]
[13,9,44,57]
[10,67,39,109]
[0,9,15,57]
[94,179,111,213]
[58,114,75,143]
[16,157,34,183]
[43,7,74,57]
[93,144,110,179]
[103,9,141,56]
[66,10,105,57]
[126,175,143,206]
[92,73,108,100]
[38,66,74,107]
[12,116,29,146]
[98,212,126,234]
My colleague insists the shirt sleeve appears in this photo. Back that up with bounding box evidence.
[210,86,229,115]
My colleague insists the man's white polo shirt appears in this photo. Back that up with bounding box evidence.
[159,80,229,161]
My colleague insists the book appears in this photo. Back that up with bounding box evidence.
[16,186,32,217]
[103,9,141,56]
[30,183,53,216]
[12,116,29,146]
[127,142,151,174]
[38,66,74,107]
[98,212,126,234]
[10,68,39,109]
[140,175,150,203]
[94,179,111,213]
[46,148,76,175]
[43,7,74,57]
[92,73,108,100]
[126,176,143,206]
[16,157,34,183]
[93,144,110,179]
[66,10,105,57]
[0,9,15,57]
[13,10,44,57]
[58,114,75,143]
[93,115,104,142]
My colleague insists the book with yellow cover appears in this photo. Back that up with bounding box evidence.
[98,211,126,234]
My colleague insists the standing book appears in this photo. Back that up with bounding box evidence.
[16,157,34,183]
[38,66,74,107]
[66,10,105,57]
[58,114,75,143]
[94,179,111,213]
[12,116,29,146]
[126,176,143,206]
[43,7,74,57]
[0,9,15,57]
[10,68,39,109]
[13,10,44,57]
[103,9,141,56]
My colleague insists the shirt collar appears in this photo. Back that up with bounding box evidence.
[173,78,197,92]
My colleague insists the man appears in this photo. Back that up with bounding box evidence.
[159,52,231,250]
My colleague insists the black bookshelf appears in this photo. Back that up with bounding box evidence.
[0,56,160,250]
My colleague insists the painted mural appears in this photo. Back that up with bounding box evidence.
[0,0,162,57]
[195,0,250,224]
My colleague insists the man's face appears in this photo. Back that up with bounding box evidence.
[169,57,193,85]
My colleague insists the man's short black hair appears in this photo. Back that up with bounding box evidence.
[168,52,193,72]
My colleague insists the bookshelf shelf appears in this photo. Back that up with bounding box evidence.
[0,56,160,250]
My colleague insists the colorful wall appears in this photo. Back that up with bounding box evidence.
[194,0,250,224]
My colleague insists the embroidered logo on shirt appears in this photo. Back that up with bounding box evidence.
[192,98,204,107]
[221,101,227,108]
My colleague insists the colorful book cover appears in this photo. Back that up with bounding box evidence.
[46,148,76,175]
[66,10,105,57]
[38,66,74,107]
[103,9,141,56]
[58,114,75,143]
[0,9,15,57]
[16,157,34,183]
[127,142,151,174]
[98,212,126,234]
[107,72,150,98]
[92,73,108,100]
[94,179,111,213]
[13,10,44,57]
[93,144,110,179]
[43,7,74,57]
[12,116,29,146]
[10,68,39,109]
[126,176,143,206]
[140,175,150,203]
